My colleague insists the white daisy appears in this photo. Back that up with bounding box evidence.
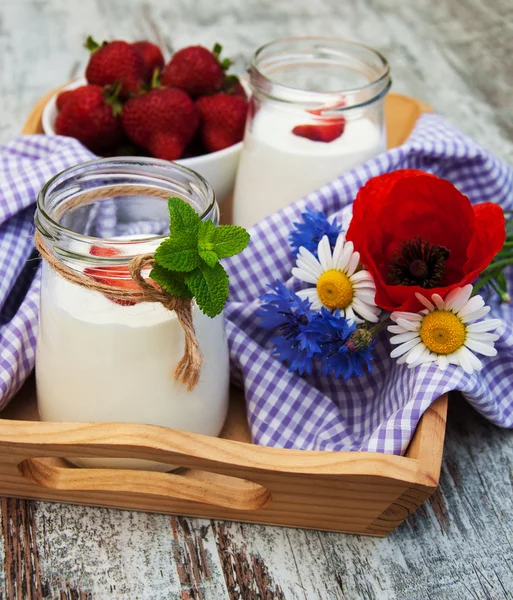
[291,233,380,324]
[388,284,501,374]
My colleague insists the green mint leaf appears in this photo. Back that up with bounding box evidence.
[199,249,218,267]
[168,197,202,237]
[184,263,229,318]
[149,263,193,299]
[154,235,201,272]
[198,220,215,251]
[209,225,250,259]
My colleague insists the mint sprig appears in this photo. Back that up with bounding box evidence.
[150,263,192,299]
[185,262,229,317]
[150,197,250,318]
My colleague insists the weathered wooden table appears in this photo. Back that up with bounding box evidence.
[0,1,512,598]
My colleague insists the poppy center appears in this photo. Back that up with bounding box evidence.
[389,237,450,288]
[316,270,353,309]
[419,310,466,355]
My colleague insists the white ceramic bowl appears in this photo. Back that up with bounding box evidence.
[42,77,244,204]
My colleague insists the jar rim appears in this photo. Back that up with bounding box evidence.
[35,156,218,249]
[249,36,391,110]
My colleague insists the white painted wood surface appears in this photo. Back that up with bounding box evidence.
[0,0,512,598]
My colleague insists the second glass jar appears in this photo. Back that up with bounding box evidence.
[233,37,391,228]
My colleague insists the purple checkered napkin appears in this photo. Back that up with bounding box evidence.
[0,136,95,408]
[1,118,512,456]
[223,113,513,455]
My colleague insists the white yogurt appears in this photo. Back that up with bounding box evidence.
[36,263,230,471]
[232,109,385,228]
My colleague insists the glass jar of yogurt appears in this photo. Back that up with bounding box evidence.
[34,157,230,471]
[233,37,391,228]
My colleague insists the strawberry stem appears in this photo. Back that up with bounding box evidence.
[103,82,123,116]
[151,68,161,89]
[222,74,241,95]
[212,42,232,71]
[212,43,223,58]
[85,35,101,53]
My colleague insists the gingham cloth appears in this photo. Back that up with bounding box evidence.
[1,115,512,454]
[223,113,513,454]
[0,136,95,406]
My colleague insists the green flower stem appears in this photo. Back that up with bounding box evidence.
[482,256,513,274]
[494,252,513,262]
[497,271,508,290]
[473,270,498,295]
[369,318,392,335]
[489,278,511,303]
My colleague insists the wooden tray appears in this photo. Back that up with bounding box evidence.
[0,89,448,537]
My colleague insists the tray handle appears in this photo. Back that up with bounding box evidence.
[18,457,272,511]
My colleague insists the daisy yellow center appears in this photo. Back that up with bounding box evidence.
[419,310,466,355]
[316,270,353,309]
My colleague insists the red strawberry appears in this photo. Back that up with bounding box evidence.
[55,85,123,153]
[132,41,165,81]
[121,88,199,160]
[85,36,146,97]
[161,44,228,98]
[147,131,187,162]
[196,93,248,153]
[90,245,121,257]
[56,89,77,111]
[221,75,247,99]
[84,265,141,306]
[292,120,346,143]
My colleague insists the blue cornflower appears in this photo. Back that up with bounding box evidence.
[258,281,322,375]
[306,308,375,381]
[289,208,342,256]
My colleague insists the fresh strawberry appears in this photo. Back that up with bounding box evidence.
[90,245,121,257]
[84,265,140,306]
[196,93,248,152]
[292,120,346,143]
[85,36,146,97]
[147,131,188,162]
[132,41,165,81]
[221,75,247,99]
[161,44,228,98]
[56,89,76,111]
[121,88,199,160]
[54,85,123,153]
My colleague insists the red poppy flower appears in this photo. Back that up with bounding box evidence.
[346,169,505,312]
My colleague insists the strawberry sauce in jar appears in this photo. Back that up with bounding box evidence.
[34,158,229,471]
[233,37,391,228]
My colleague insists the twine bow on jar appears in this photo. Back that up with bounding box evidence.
[35,230,203,391]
